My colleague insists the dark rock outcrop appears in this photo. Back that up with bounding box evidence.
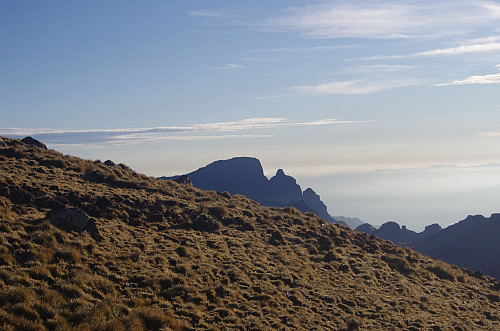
[175,175,192,186]
[21,136,47,149]
[104,160,116,166]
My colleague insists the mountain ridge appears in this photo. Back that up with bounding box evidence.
[1,136,499,329]
[357,216,500,279]
[160,156,337,224]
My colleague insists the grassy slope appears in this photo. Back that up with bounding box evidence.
[0,136,499,330]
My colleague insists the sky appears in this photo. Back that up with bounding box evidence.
[2,1,500,230]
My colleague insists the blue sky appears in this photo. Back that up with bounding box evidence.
[2,1,500,230]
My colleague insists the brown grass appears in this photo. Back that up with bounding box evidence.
[0,136,499,330]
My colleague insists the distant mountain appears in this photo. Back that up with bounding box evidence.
[333,216,365,229]
[356,221,441,246]
[410,214,500,279]
[160,157,338,223]
[357,216,500,279]
[3,136,500,329]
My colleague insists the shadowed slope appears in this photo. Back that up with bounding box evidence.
[0,136,499,330]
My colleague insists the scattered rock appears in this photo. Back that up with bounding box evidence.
[47,208,100,238]
[269,230,286,245]
[317,236,333,251]
[192,213,220,232]
[239,221,255,232]
[175,175,192,186]
[324,251,337,262]
[104,160,116,166]
[21,137,47,149]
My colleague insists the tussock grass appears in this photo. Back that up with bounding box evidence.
[0,136,499,330]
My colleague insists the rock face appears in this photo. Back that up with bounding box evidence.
[264,169,303,205]
[21,136,47,149]
[410,214,500,279]
[302,188,334,222]
[161,157,336,223]
[47,208,100,238]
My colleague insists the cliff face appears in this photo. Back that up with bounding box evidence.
[161,157,336,223]
[182,157,269,202]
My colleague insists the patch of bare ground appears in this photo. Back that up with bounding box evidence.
[0,136,499,330]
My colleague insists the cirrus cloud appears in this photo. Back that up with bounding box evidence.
[265,1,500,39]
[0,118,370,149]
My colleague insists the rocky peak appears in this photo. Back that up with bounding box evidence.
[21,136,47,149]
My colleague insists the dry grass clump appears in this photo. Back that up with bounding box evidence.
[0,136,499,329]
[427,264,457,281]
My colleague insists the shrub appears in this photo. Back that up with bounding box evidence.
[39,158,67,169]
[134,307,170,331]
[208,206,226,220]
[427,265,455,281]
[0,286,32,305]
[53,247,81,263]
[383,256,412,275]
[175,246,189,257]
[0,247,14,265]
[192,213,220,232]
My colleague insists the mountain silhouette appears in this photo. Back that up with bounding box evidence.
[357,216,500,279]
[160,157,337,223]
[1,136,500,329]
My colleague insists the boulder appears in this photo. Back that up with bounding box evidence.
[192,213,220,232]
[21,137,47,149]
[269,230,287,245]
[0,138,6,147]
[47,208,100,238]
[175,175,192,186]
[104,160,116,166]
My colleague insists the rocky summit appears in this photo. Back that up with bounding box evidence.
[0,136,500,330]
[161,157,336,223]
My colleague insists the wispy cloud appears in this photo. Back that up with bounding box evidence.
[342,64,415,73]
[436,73,500,86]
[364,36,500,60]
[294,79,420,95]
[189,10,233,18]
[416,41,500,56]
[212,63,243,70]
[265,1,500,39]
[436,65,500,86]
[1,118,369,149]
[478,131,500,137]
[246,45,357,53]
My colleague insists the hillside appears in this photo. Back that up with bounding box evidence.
[1,136,500,330]
[160,157,336,223]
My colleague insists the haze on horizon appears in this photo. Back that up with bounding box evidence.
[2,1,500,231]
